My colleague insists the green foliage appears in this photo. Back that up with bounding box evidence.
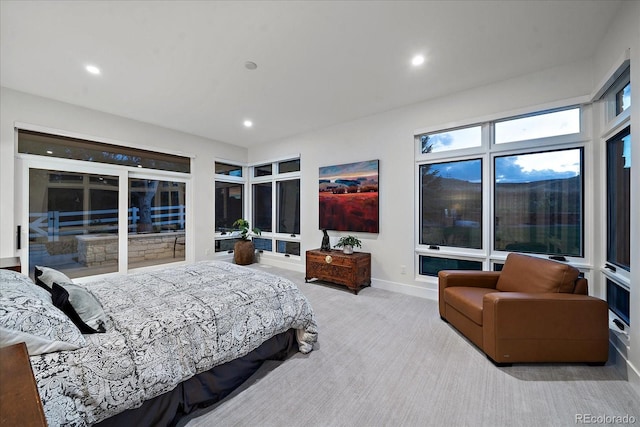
[334,235,362,249]
[232,218,261,240]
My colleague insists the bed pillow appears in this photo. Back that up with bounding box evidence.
[51,282,107,334]
[0,269,86,355]
[34,265,73,293]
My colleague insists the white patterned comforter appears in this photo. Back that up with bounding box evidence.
[29,261,318,426]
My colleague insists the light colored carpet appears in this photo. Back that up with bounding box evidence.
[182,264,640,427]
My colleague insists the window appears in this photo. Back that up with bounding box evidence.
[249,157,301,257]
[128,178,186,267]
[605,66,631,122]
[494,148,583,256]
[253,182,273,232]
[215,182,243,233]
[416,106,585,278]
[214,161,245,252]
[419,256,482,277]
[419,126,481,154]
[419,159,482,249]
[215,162,242,177]
[278,159,300,174]
[599,63,631,324]
[495,108,580,144]
[277,179,300,234]
[29,169,119,278]
[616,83,631,115]
[22,130,190,279]
[19,130,190,173]
[607,279,630,326]
[254,164,272,177]
[606,128,631,271]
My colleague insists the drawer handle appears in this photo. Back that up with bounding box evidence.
[325,255,333,264]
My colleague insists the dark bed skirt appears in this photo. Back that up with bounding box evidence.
[95,329,298,427]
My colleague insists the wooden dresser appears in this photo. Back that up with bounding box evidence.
[305,249,371,294]
[0,342,47,426]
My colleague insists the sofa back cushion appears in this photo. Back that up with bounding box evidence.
[496,253,579,293]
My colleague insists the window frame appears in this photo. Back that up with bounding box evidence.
[18,142,192,280]
[213,160,247,253]
[248,156,301,259]
[414,105,590,281]
[599,67,632,291]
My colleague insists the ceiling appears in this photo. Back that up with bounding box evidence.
[0,1,621,147]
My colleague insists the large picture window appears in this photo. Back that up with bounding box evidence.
[416,106,586,278]
[494,148,583,256]
[420,159,482,249]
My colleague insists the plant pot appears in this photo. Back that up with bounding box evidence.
[342,245,354,255]
[234,240,255,265]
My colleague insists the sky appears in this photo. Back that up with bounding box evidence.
[426,148,581,184]
[423,108,582,183]
[319,159,379,182]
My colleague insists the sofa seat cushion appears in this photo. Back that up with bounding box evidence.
[496,253,579,293]
[444,287,497,326]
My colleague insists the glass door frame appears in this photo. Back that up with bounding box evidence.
[18,154,192,280]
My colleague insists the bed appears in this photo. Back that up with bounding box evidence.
[0,261,318,426]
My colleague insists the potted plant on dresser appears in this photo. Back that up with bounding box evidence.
[232,219,261,265]
[334,235,362,254]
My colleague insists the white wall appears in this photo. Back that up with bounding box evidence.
[250,59,594,299]
[592,0,640,394]
[0,87,247,261]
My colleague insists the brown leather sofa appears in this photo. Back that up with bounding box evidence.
[438,253,609,365]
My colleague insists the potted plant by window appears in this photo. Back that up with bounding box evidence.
[334,235,362,255]
[232,219,261,265]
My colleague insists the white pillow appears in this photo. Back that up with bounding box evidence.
[34,265,73,292]
[51,282,108,333]
[0,270,86,355]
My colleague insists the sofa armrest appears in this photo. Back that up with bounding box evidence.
[438,271,500,317]
[482,292,609,363]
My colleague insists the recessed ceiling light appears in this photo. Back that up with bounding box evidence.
[245,61,258,70]
[411,55,425,66]
[46,150,53,154]
[85,65,101,75]
[243,120,253,128]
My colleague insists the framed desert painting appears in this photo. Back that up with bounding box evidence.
[319,159,379,233]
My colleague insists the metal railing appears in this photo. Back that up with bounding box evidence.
[29,205,186,241]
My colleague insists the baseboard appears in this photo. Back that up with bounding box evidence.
[609,329,640,396]
[256,256,305,273]
[371,278,438,300]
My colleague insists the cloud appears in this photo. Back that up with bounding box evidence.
[496,150,580,183]
[426,149,581,184]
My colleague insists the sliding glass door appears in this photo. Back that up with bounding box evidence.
[22,158,189,279]
[28,168,120,278]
